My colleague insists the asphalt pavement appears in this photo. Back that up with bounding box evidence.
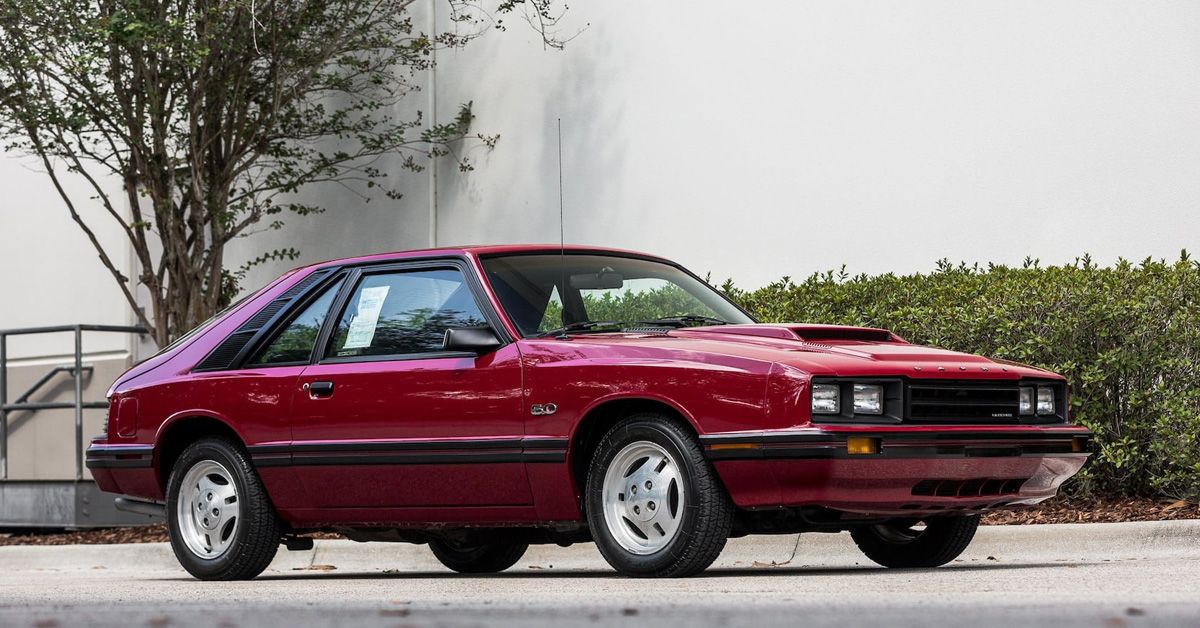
[1,520,1198,627]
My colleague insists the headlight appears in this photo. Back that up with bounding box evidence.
[811,384,840,414]
[1036,386,1055,415]
[853,384,884,415]
[1019,386,1035,415]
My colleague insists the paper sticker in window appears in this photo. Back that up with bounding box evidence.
[342,285,390,349]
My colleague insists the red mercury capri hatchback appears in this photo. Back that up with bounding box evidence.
[87,246,1092,580]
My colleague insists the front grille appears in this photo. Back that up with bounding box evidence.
[908,383,1020,422]
[912,478,1028,497]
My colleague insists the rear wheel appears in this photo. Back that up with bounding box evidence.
[166,437,281,580]
[429,539,528,573]
[850,515,980,568]
[585,414,733,577]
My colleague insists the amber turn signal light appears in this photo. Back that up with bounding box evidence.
[709,443,758,451]
[1071,436,1090,453]
[847,436,881,455]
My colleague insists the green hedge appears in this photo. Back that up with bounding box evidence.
[723,254,1200,501]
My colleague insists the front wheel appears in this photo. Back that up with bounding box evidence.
[166,437,282,580]
[429,539,528,573]
[585,414,733,577]
[850,515,980,568]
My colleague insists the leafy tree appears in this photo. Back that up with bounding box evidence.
[0,0,571,346]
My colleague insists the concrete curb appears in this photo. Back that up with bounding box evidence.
[2,519,1197,574]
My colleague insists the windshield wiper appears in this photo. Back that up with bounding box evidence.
[536,320,624,338]
[634,315,730,328]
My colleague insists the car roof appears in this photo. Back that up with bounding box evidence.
[292,244,669,273]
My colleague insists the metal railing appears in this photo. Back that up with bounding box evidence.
[0,325,146,480]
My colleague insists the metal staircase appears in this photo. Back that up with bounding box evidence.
[0,325,161,528]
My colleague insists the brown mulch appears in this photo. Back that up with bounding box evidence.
[0,524,342,547]
[0,498,1195,546]
[981,496,1200,525]
[0,524,170,546]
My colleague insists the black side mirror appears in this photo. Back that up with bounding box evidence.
[443,326,503,354]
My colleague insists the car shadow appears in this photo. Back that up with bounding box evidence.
[190,560,1083,582]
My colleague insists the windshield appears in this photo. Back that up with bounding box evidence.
[479,253,754,337]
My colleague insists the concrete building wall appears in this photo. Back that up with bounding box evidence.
[0,155,134,357]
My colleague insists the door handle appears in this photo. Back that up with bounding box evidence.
[306,381,334,398]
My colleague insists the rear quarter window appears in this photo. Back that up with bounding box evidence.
[251,278,345,365]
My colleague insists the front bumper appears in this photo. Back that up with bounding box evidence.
[701,426,1092,515]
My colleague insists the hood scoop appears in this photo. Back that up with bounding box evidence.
[688,324,901,344]
[786,324,898,343]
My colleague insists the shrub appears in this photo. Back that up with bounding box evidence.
[723,253,1200,501]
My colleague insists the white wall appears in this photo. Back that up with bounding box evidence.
[0,155,134,359]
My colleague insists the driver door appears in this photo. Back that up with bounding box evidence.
[291,261,530,509]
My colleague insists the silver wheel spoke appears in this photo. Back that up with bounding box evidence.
[215,498,239,536]
[624,515,654,539]
[649,499,680,537]
[213,482,237,506]
[655,465,680,510]
[197,476,221,501]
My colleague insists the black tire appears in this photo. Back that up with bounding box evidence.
[585,413,733,577]
[166,437,282,580]
[850,515,980,568]
[429,539,528,573]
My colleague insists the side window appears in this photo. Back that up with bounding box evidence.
[327,268,487,359]
[252,278,344,365]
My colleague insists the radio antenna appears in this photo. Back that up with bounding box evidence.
[557,118,565,255]
[557,117,566,306]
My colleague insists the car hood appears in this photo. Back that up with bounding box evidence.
[565,324,1056,380]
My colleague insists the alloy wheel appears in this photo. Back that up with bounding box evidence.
[601,440,684,555]
[176,460,241,559]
